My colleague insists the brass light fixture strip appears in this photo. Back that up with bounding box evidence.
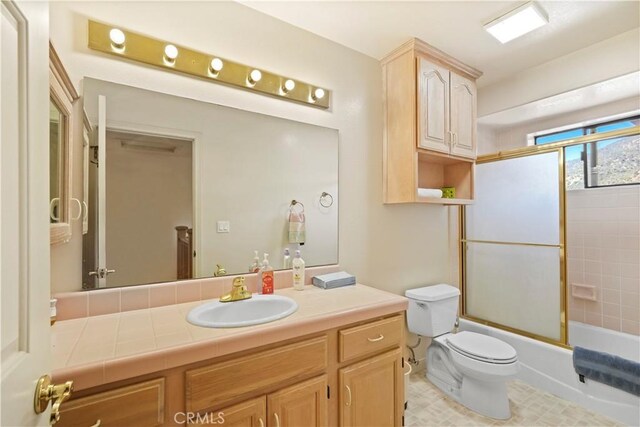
[87,20,330,109]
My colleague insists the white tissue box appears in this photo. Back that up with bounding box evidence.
[312,271,356,289]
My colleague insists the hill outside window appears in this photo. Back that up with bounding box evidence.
[535,115,640,190]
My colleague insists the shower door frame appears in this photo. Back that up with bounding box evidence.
[458,126,640,348]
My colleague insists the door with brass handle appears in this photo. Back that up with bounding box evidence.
[34,375,73,425]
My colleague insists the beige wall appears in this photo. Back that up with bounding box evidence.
[105,133,192,287]
[49,2,451,300]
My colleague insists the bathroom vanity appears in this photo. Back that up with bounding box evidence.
[52,284,407,426]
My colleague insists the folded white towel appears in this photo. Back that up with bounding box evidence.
[417,188,443,198]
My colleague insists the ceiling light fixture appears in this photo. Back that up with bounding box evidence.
[484,1,548,44]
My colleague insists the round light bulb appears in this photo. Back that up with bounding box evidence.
[109,28,125,48]
[249,69,262,84]
[313,88,325,100]
[210,58,224,73]
[283,79,296,93]
[164,44,179,61]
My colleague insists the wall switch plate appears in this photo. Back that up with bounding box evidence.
[217,221,230,233]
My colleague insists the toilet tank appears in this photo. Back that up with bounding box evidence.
[405,285,460,337]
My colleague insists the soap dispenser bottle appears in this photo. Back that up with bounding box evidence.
[283,248,291,269]
[292,250,305,290]
[249,250,261,273]
[260,253,274,294]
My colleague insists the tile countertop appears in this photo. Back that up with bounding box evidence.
[51,284,408,391]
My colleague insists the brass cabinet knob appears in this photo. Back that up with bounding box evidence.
[34,374,73,425]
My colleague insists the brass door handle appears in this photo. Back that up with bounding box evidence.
[345,385,352,406]
[34,374,73,425]
[274,413,281,427]
[367,334,384,342]
[258,417,264,427]
[90,420,101,427]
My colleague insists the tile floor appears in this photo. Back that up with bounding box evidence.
[405,373,621,427]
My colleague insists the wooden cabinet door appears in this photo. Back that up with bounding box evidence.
[449,71,477,159]
[417,57,450,154]
[193,397,266,427]
[267,375,328,427]
[339,349,403,427]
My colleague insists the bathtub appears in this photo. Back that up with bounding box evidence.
[459,319,640,426]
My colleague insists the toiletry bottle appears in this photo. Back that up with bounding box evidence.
[292,250,306,290]
[249,250,261,273]
[260,253,274,294]
[283,248,291,269]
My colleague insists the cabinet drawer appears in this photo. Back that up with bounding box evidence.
[186,336,327,413]
[57,378,164,427]
[339,315,402,362]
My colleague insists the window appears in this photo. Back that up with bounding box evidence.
[535,115,640,190]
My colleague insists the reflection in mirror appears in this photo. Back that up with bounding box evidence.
[49,99,65,223]
[81,78,338,289]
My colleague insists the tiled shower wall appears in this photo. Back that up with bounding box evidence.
[567,185,640,335]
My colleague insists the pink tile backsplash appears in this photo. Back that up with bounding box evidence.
[567,186,640,335]
[54,265,340,321]
[149,283,177,308]
[120,286,150,312]
[88,289,120,317]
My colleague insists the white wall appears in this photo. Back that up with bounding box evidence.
[49,1,451,297]
[479,28,640,117]
[105,133,192,287]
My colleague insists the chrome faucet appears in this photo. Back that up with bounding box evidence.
[220,276,252,303]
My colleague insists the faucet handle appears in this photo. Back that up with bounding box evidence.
[233,276,246,288]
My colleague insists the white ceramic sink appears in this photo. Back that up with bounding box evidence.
[187,294,298,328]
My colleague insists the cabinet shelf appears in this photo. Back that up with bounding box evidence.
[416,196,474,205]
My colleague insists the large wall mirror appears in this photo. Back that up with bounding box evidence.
[49,44,78,244]
[79,78,339,289]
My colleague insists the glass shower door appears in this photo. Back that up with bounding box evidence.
[463,150,566,344]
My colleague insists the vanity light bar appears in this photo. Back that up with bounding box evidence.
[88,20,330,109]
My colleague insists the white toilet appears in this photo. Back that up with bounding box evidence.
[406,284,519,420]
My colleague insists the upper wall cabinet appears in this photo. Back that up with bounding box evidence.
[382,39,481,205]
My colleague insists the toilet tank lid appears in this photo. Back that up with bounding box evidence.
[405,284,460,301]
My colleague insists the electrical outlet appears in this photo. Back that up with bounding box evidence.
[217,221,230,233]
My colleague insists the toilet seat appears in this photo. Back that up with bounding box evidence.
[446,331,517,364]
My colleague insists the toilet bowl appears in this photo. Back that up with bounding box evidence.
[405,285,519,420]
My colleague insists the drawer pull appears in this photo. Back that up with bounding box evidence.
[91,420,101,427]
[274,413,281,427]
[345,385,352,406]
[259,417,264,427]
[367,334,384,342]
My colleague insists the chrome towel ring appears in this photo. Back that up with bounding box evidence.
[319,192,334,208]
